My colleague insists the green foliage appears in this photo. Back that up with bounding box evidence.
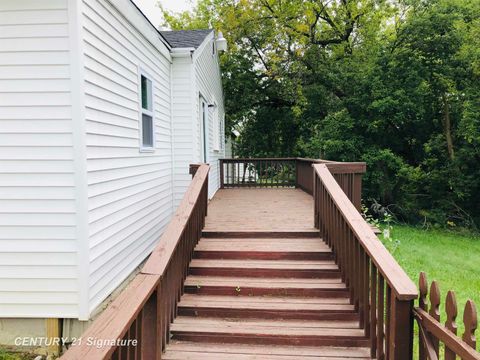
[160,0,480,228]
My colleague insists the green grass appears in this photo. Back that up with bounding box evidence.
[386,225,480,354]
[0,348,35,360]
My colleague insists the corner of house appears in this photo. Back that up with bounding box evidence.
[68,0,90,321]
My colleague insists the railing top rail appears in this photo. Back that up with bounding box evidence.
[314,163,417,300]
[296,157,333,163]
[220,157,297,161]
[220,158,366,172]
[143,164,209,275]
[325,162,366,174]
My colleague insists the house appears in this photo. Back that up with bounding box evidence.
[0,0,226,346]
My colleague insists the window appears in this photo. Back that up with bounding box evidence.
[139,71,154,150]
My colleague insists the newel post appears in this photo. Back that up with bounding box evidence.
[313,165,319,229]
[389,296,414,360]
[353,173,363,212]
[189,163,201,178]
[220,159,225,188]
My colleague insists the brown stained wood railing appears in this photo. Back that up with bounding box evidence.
[61,164,210,360]
[296,158,365,211]
[220,158,296,188]
[313,163,418,360]
[415,272,480,360]
[220,157,366,210]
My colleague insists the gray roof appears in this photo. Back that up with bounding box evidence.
[160,29,213,49]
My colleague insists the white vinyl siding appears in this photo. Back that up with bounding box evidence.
[171,56,195,208]
[81,0,173,313]
[0,0,78,318]
[193,34,226,198]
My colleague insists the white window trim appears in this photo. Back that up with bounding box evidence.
[220,113,225,151]
[138,67,155,152]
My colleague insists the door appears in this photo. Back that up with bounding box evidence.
[200,96,208,163]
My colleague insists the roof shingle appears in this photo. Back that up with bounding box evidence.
[160,29,213,49]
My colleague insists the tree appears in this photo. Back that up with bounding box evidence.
[160,0,480,228]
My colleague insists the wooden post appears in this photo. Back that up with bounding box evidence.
[313,168,319,229]
[389,297,414,360]
[45,318,61,356]
[219,159,225,188]
[353,173,362,212]
[189,163,201,178]
[295,158,299,189]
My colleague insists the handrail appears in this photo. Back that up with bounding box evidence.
[313,163,417,359]
[314,164,417,299]
[143,164,209,275]
[61,164,210,360]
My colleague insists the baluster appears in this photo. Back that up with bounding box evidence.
[377,275,385,360]
[359,247,365,328]
[463,300,477,350]
[227,161,230,186]
[385,286,391,360]
[429,281,441,356]
[370,264,377,358]
[419,272,429,360]
[364,253,370,338]
[445,290,458,360]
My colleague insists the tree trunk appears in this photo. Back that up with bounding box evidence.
[442,93,455,160]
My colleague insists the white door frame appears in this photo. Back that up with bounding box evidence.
[199,95,208,163]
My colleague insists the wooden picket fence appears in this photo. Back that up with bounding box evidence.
[414,272,479,360]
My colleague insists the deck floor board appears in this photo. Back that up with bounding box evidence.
[204,188,314,231]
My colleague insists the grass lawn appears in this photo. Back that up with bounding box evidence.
[387,225,480,353]
[0,348,37,360]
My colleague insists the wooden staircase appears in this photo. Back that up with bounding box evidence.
[163,231,371,359]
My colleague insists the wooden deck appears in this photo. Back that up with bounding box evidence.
[204,188,315,231]
[164,188,370,359]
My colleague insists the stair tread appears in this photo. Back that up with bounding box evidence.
[179,294,353,311]
[171,317,365,337]
[190,259,338,270]
[196,238,331,252]
[173,316,360,329]
[164,341,371,359]
[185,276,346,289]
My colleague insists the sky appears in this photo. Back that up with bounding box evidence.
[132,0,197,28]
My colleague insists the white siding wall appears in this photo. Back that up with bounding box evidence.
[193,35,225,197]
[171,55,194,208]
[81,0,174,313]
[0,0,79,317]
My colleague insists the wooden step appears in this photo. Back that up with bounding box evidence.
[170,317,369,347]
[202,230,320,238]
[178,294,357,320]
[163,341,372,359]
[189,259,341,278]
[194,238,333,260]
[184,276,350,297]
